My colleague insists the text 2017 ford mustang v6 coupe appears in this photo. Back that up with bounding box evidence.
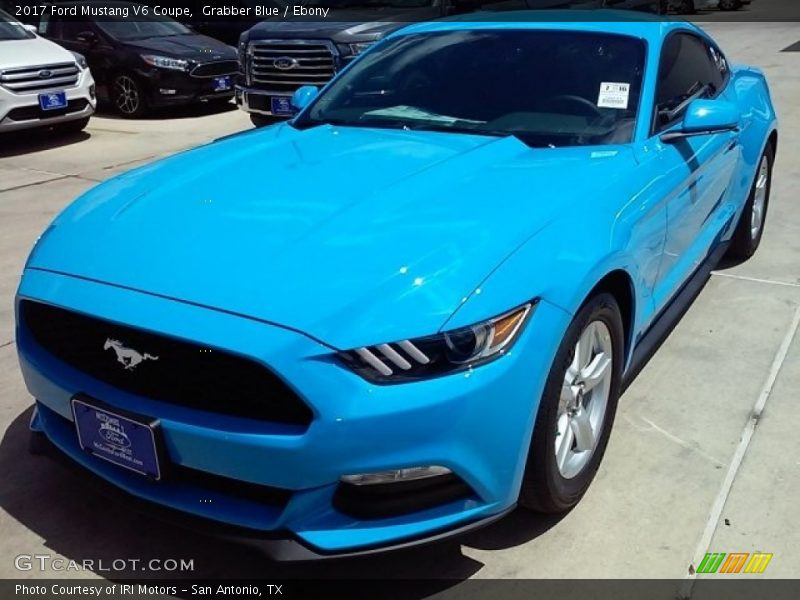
[16,15,777,559]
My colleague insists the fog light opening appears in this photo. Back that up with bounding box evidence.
[341,466,452,486]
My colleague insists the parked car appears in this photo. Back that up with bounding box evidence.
[663,0,744,13]
[237,0,662,126]
[37,2,238,117]
[0,8,95,133]
[18,15,776,559]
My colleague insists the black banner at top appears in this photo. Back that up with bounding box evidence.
[4,0,800,23]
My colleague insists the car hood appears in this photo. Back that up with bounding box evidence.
[124,34,235,61]
[27,124,635,349]
[247,18,411,42]
[0,37,75,69]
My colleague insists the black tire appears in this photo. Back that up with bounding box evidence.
[56,116,90,135]
[250,113,277,128]
[726,144,774,260]
[112,73,148,118]
[718,0,741,10]
[671,0,695,14]
[520,293,624,513]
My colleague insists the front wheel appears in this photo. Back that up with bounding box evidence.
[112,73,147,118]
[520,293,624,513]
[726,144,774,260]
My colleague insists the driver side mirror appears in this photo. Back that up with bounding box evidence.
[76,30,99,46]
[661,99,740,143]
[23,24,38,34]
[291,85,319,112]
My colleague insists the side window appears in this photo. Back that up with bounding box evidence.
[60,20,94,42]
[654,33,726,133]
[38,14,60,38]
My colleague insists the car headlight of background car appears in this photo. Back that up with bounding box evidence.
[140,54,190,72]
[336,40,378,60]
[340,302,534,383]
[70,51,88,70]
[349,41,375,55]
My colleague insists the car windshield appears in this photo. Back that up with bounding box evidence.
[96,14,191,40]
[295,30,646,147]
[0,10,34,40]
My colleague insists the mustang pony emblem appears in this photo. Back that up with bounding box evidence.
[103,338,159,371]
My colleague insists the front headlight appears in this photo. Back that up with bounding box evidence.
[348,41,375,56]
[140,54,190,72]
[70,51,88,70]
[340,302,535,383]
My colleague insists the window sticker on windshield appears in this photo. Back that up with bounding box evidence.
[598,82,630,110]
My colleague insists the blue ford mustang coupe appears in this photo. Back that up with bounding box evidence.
[16,15,777,559]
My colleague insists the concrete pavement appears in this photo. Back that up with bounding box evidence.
[0,22,798,592]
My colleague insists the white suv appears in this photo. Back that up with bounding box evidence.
[0,9,95,133]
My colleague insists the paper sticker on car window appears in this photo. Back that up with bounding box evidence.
[598,82,630,110]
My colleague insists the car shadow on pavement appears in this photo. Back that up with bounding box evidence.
[0,129,90,159]
[0,407,563,590]
[95,99,238,121]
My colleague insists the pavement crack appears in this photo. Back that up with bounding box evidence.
[0,174,73,194]
[624,414,725,467]
[711,271,800,288]
[0,340,15,349]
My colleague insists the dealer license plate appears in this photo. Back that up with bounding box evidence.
[270,96,293,116]
[212,76,232,92]
[72,396,162,480]
[39,91,67,111]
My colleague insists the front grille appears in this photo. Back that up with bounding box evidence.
[7,98,88,121]
[22,301,313,427]
[0,62,79,93]
[190,60,239,78]
[248,41,337,93]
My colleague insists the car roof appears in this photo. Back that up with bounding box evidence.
[395,10,706,46]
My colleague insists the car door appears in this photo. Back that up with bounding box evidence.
[649,32,741,310]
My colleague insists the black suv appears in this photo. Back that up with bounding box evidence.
[38,1,238,116]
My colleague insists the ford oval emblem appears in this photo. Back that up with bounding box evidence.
[38,69,52,79]
[273,56,299,71]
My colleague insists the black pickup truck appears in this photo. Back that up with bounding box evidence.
[233,0,661,126]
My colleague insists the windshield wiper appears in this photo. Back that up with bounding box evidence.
[404,122,511,138]
[294,117,411,131]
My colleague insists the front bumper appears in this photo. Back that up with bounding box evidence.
[16,267,569,556]
[0,68,96,133]
[137,68,236,108]
[236,85,294,117]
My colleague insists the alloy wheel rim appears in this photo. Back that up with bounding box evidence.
[115,76,139,115]
[555,320,613,479]
[751,156,769,241]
